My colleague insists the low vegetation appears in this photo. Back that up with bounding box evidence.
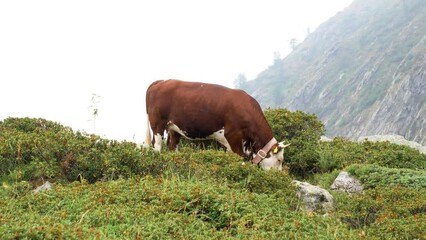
[1,113,425,239]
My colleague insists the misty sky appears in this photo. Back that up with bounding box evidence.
[0,0,353,142]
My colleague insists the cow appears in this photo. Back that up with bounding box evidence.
[145,79,290,170]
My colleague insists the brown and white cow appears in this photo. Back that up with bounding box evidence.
[145,79,289,170]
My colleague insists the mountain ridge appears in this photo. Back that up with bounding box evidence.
[243,0,426,144]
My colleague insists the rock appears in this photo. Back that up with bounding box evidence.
[320,136,333,142]
[292,180,334,213]
[358,135,426,154]
[33,181,53,193]
[330,171,363,194]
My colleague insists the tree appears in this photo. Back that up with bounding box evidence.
[289,38,299,51]
[233,73,248,89]
[306,27,311,36]
[273,51,281,65]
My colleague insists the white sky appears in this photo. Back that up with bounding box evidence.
[0,0,353,142]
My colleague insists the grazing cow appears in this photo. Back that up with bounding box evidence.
[145,79,290,170]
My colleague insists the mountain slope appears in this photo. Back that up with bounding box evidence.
[244,0,426,144]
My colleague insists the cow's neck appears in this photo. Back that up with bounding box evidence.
[251,121,274,153]
[254,134,273,152]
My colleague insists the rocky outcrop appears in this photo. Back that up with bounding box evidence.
[292,180,334,213]
[346,44,426,145]
[330,171,363,194]
[245,0,426,145]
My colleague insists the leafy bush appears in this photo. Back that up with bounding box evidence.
[0,176,358,239]
[318,137,426,173]
[317,137,364,173]
[0,118,148,183]
[264,108,325,177]
[264,108,325,142]
[346,164,426,189]
[0,118,295,196]
[336,187,426,239]
[308,169,341,189]
[0,117,69,133]
[0,117,77,181]
[360,140,426,169]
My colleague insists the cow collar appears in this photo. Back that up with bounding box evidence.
[252,138,278,165]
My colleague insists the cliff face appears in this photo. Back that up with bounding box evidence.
[349,49,426,144]
[244,0,426,144]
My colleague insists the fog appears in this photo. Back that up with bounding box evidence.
[0,0,352,142]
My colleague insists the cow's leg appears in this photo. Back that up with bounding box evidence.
[153,133,163,151]
[151,122,167,152]
[224,130,245,156]
[211,129,232,152]
[167,130,181,150]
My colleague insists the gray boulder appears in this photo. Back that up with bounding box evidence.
[330,171,363,194]
[292,180,334,213]
[33,181,53,193]
[320,136,333,142]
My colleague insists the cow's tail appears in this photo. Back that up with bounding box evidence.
[145,115,152,146]
[145,80,163,146]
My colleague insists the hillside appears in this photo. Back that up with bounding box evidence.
[1,118,426,239]
[243,0,426,144]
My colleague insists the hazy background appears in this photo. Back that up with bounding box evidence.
[0,0,352,142]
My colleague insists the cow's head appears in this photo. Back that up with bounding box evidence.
[258,142,290,171]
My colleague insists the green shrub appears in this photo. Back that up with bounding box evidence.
[0,175,358,239]
[317,137,426,174]
[336,192,382,229]
[317,137,365,172]
[264,108,325,142]
[308,169,341,189]
[0,118,148,183]
[336,187,426,239]
[219,162,295,196]
[160,148,296,197]
[177,138,225,151]
[0,117,69,133]
[346,164,426,189]
[2,180,32,198]
[3,117,426,239]
[264,108,325,177]
[361,140,426,169]
[0,118,77,181]
[0,118,296,197]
